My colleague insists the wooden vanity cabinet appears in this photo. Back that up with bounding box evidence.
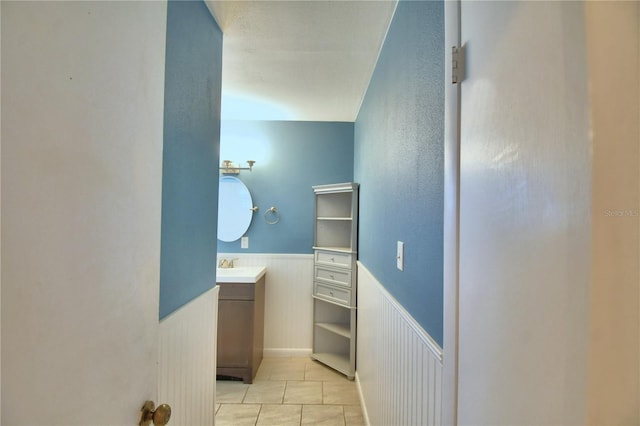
[216,275,265,384]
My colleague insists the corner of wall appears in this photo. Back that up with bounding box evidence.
[159,0,223,318]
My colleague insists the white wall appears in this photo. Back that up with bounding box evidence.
[1,2,167,424]
[458,2,592,424]
[457,1,639,424]
[158,286,219,426]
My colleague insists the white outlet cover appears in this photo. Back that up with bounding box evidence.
[241,236,249,249]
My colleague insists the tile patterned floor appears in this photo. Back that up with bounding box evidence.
[216,357,365,426]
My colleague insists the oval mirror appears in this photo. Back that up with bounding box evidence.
[217,176,254,242]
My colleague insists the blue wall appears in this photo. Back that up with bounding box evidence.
[159,0,223,319]
[354,0,444,345]
[217,120,354,254]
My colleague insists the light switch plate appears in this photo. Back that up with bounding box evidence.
[241,236,249,249]
[397,241,404,271]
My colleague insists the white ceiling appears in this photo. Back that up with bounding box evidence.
[206,1,398,122]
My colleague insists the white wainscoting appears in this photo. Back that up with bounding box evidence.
[158,286,219,426]
[218,253,314,357]
[356,263,443,426]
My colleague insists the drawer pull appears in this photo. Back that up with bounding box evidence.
[331,257,335,262]
[329,291,334,296]
[329,274,335,280]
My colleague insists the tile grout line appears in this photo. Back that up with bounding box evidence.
[283,380,289,405]
[217,357,363,426]
[254,403,262,426]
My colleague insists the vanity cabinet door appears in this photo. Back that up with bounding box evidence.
[217,300,253,368]
[216,275,265,383]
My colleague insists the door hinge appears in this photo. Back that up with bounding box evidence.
[452,46,465,84]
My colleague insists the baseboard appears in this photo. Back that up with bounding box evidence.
[263,348,312,358]
[355,371,371,426]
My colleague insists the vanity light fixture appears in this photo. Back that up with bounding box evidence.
[220,159,255,175]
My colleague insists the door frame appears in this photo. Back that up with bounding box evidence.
[443,0,461,424]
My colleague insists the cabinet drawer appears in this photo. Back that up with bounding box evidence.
[217,282,255,300]
[315,250,352,268]
[314,282,351,306]
[314,266,351,287]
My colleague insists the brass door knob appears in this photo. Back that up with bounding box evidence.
[139,401,172,426]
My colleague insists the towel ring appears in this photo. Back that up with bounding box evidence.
[264,206,280,225]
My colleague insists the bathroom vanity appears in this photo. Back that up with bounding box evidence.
[216,266,266,384]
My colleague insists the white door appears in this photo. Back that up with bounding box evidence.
[456,2,594,424]
[1,2,168,424]
[445,2,639,424]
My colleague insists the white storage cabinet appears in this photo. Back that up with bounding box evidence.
[311,182,358,379]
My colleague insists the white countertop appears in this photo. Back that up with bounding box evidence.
[215,266,266,283]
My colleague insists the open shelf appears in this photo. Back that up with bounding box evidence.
[312,246,355,253]
[311,352,351,377]
[316,192,353,218]
[312,294,356,309]
[316,322,351,339]
[315,220,353,249]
